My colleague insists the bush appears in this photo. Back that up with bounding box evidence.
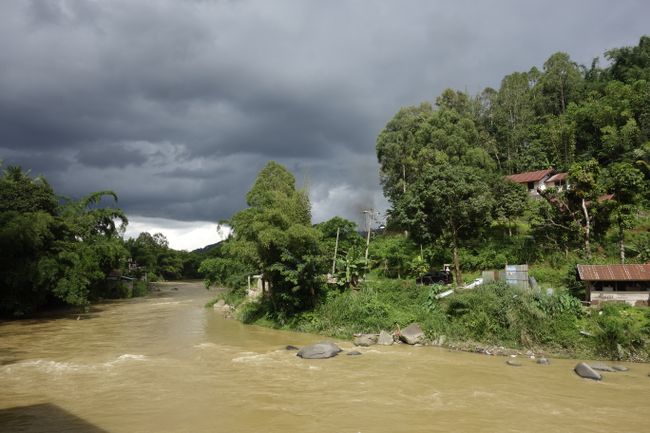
[440,283,584,349]
[132,281,149,297]
[591,303,649,360]
[291,279,445,338]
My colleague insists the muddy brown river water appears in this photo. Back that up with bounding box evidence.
[1,281,649,433]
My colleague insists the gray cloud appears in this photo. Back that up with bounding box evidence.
[1,0,648,233]
[75,142,149,168]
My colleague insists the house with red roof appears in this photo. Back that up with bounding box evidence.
[505,168,561,196]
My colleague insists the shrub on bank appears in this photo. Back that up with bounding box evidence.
[212,278,650,361]
[588,303,650,360]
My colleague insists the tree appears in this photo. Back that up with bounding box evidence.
[535,52,583,115]
[606,35,650,83]
[394,164,494,285]
[126,232,180,279]
[0,164,129,315]
[492,71,536,173]
[210,161,326,318]
[604,162,645,263]
[539,159,607,259]
[50,191,129,305]
[0,165,58,214]
[314,216,362,274]
[492,178,529,237]
[376,103,434,203]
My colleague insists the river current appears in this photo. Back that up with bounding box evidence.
[1,281,648,433]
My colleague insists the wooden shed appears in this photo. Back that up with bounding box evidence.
[577,264,650,306]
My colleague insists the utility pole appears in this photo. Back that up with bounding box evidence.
[331,227,340,275]
[362,209,374,271]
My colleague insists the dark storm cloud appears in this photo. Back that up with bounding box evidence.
[75,142,149,168]
[1,0,649,232]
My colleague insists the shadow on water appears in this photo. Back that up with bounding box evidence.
[0,347,26,366]
[0,403,109,433]
[0,305,107,325]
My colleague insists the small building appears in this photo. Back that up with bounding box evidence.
[577,264,650,306]
[505,169,554,196]
[545,172,569,191]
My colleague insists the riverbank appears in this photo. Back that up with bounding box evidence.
[210,279,650,363]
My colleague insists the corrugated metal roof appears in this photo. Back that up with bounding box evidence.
[505,169,554,184]
[546,172,568,183]
[577,264,650,281]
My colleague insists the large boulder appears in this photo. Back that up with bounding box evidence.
[377,330,394,346]
[296,342,342,359]
[353,334,378,347]
[574,362,602,381]
[399,323,425,345]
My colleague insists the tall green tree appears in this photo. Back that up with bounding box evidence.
[603,162,645,263]
[393,164,494,285]
[535,52,584,115]
[376,103,434,204]
[0,166,59,314]
[492,71,537,173]
[606,35,650,83]
[204,161,326,318]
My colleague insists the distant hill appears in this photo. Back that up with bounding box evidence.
[192,240,224,255]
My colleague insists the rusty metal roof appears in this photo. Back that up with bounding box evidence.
[505,169,554,184]
[577,264,650,281]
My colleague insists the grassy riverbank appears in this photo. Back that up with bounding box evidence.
[211,280,650,362]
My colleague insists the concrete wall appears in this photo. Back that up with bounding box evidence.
[590,291,650,307]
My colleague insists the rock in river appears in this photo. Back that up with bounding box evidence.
[285,345,299,351]
[399,323,425,345]
[353,334,378,347]
[589,362,616,372]
[377,330,394,346]
[347,351,362,356]
[536,357,550,365]
[574,362,602,381]
[296,342,342,359]
[611,365,629,372]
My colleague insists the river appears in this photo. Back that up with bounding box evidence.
[1,281,648,433]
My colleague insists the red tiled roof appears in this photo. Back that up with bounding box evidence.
[505,169,554,184]
[577,264,650,281]
[546,172,568,183]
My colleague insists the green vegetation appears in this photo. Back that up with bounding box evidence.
[0,165,131,316]
[205,37,650,361]
[0,163,208,317]
[224,279,649,361]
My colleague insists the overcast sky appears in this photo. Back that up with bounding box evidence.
[1,0,648,249]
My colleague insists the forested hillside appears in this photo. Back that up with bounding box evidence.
[376,36,650,283]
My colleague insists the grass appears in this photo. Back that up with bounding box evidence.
[213,278,650,362]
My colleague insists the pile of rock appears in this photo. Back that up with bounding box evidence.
[351,323,428,347]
